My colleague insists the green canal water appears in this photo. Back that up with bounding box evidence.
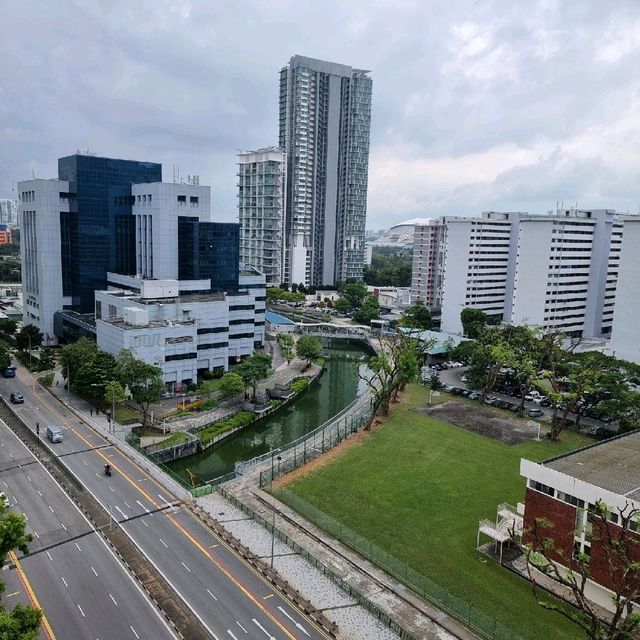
[167,341,368,484]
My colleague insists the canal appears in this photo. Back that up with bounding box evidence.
[167,340,369,483]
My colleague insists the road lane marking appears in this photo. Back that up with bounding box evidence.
[82,459,88,466]
[60,576,68,589]
[74,542,82,552]
[26,474,31,482]
[61,522,67,531]
[6,590,20,597]
[10,551,56,640]
[115,506,128,520]
[278,606,310,637]
[236,620,248,633]
[252,619,276,639]
[124,501,132,509]
[33,530,39,539]
[159,538,168,548]
[46,552,53,561]
[207,588,218,601]
[109,593,118,606]
[227,630,239,640]
[136,499,150,513]
[77,604,85,617]
[109,486,115,493]
[209,543,219,548]
[130,626,140,639]
[263,594,274,600]
[141,519,149,527]
[36,489,42,496]
[181,561,191,573]
[48,505,54,512]
[91,566,98,576]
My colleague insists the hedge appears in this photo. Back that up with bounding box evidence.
[199,410,255,445]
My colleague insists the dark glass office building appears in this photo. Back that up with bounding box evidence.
[58,155,161,312]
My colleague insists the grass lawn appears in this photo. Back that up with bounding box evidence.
[156,431,192,448]
[197,378,224,394]
[281,383,591,640]
[114,406,141,424]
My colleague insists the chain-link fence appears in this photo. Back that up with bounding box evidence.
[274,488,523,640]
[253,392,375,487]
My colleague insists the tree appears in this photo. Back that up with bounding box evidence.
[0,502,41,638]
[15,325,43,352]
[0,318,17,339]
[104,380,126,415]
[353,294,380,325]
[234,354,271,401]
[277,333,295,365]
[400,301,432,330]
[340,282,368,308]
[38,348,56,371]
[115,350,164,427]
[460,307,487,339]
[219,373,245,399]
[290,282,298,293]
[335,297,350,315]
[0,346,10,373]
[520,501,640,640]
[296,335,322,369]
[58,338,98,390]
[75,351,117,403]
[363,246,413,287]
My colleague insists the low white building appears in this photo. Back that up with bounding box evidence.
[96,270,265,385]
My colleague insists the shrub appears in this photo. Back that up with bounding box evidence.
[39,372,54,388]
[290,378,309,394]
[199,411,255,445]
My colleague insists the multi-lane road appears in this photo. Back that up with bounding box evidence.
[0,418,177,640]
[1,367,329,640]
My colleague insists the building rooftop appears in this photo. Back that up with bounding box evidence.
[265,311,294,326]
[545,431,640,500]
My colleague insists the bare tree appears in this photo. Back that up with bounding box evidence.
[519,501,640,639]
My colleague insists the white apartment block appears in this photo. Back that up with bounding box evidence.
[18,179,70,344]
[0,199,18,226]
[411,220,447,309]
[237,148,286,285]
[610,218,640,365]
[440,210,624,337]
[96,270,266,385]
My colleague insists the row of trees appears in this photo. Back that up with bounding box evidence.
[450,319,640,440]
[58,338,164,426]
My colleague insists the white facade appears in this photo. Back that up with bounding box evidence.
[96,271,265,384]
[18,179,70,344]
[0,200,18,226]
[132,183,211,279]
[440,210,624,337]
[611,218,640,364]
[237,148,286,285]
[411,219,447,310]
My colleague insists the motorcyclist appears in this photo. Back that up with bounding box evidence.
[104,463,111,476]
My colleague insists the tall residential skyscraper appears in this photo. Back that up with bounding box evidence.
[0,200,18,226]
[237,147,286,285]
[279,55,372,287]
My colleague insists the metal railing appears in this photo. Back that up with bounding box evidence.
[274,488,524,640]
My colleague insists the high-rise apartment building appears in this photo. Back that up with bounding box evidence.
[435,210,624,338]
[237,148,286,285]
[279,55,372,286]
[0,199,18,226]
[610,218,640,365]
[411,220,447,309]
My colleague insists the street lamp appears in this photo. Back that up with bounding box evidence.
[27,334,32,370]
[107,409,112,434]
[270,454,282,569]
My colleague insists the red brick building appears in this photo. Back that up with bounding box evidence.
[521,431,640,612]
[0,225,12,245]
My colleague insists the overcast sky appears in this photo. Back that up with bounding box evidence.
[2,1,640,229]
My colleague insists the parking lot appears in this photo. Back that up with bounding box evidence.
[422,362,618,438]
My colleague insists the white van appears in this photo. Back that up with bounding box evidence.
[46,426,64,443]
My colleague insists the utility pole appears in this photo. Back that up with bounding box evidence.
[270,454,281,569]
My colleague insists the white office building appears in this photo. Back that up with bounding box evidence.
[237,148,286,285]
[610,218,640,365]
[440,209,624,337]
[96,269,265,385]
[19,180,70,343]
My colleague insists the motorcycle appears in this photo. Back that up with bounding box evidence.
[104,464,112,477]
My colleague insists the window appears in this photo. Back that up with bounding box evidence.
[178,195,187,204]
[165,352,197,362]
[190,196,199,205]
[530,480,554,497]
[197,326,228,335]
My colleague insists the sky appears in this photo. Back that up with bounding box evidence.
[2,0,640,230]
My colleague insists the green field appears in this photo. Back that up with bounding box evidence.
[280,384,590,640]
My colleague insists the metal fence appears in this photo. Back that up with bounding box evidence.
[274,489,524,640]
[218,487,418,640]
[253,393,376,487]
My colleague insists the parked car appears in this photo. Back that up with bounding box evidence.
[484,395,497,405]
[461,390,472,397]
[527,408,545,418]
[497,400,511,409]
[508,403,521,412]
[468,392,482,401]
[531,395,549,406]
[10,392,23,404]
